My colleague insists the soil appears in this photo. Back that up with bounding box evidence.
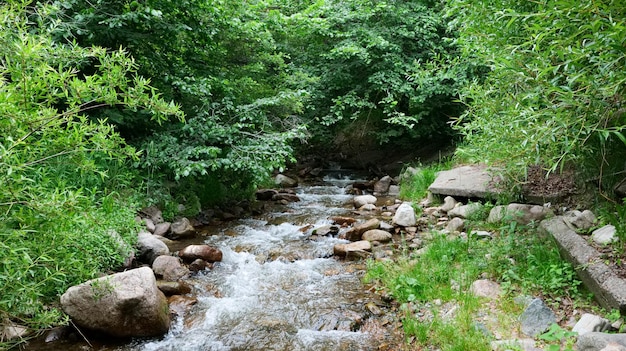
[523,165,578,197]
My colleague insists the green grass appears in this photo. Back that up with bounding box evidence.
[364,221,587,350]
[399,161,452,201]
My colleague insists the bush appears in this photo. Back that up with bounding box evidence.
[448,0,626,182]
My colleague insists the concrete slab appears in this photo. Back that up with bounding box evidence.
[541,217,626,315]
[428,165,502,199]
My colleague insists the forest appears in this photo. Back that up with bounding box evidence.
[1,0,625,347]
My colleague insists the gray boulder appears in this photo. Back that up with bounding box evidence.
[153,222,171,237]
[440,196,458,212]
[152,255,189,281]
[392,203,417,227]
[374,176,393,195]
[170,217,196,239]
[275,174,298,188]
[573,313,611,335]
[362,229,393,243]
[137,231,169,264]
[563,210,597,232]
[520,298,556,337]
[592,225,618,245]
[446,217,465,233]
[354,195,377,209]
[470,279,501,300]
[139,206,164,224]
[577,332,626,351]
[448,203,483,219]
[60,267,170,338]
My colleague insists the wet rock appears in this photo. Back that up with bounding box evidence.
[60,267,170,338]
[573,313,611,335]
[157,280,192,296]
[520,298,556,337]
[576,332,626,351]
[592,225,618,245]
[153,222,171,237]
[446,217,465,233]
[374,175,393,195]
[441,196,458,212]
[354,195,377,208]
[255,189,278,201]
[137,230,170,265]
[392,202,417,227]
[313,225,339,236]
[170,217,196,239]
[44,326,68,343]
[275,174,298,188]
[168,295,198,316]
[152,255,189,281]
[470,279,501,299]
[342,218,380,241]
[362,229,392,243]
[272,193,301,202]
[179,245,223,263]
[188,258,210,272]
[330,216,357,226]
[139,206,164,224]
[333,240,372,256]
[448,203,483,219]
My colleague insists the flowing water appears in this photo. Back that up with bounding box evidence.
[27,173,399,351]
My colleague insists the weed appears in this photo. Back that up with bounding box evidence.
[538,324,577,351]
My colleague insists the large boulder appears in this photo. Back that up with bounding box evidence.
[179,245,223,263]
[137,231,169,264]
[275,174,298,188]
[60,267,170,338]
[170,217,196,239]
[392,203,417,227]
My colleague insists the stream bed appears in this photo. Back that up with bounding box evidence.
[26,173,402,351]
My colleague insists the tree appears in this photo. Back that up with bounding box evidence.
[0,1,181,335]
[448,0,626,182]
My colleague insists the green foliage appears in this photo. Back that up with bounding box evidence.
[278,0,484,146]
[364,222,584,348]
[538,323,577,351]
[0,1,179,336]
[448,0,626,180]
[48,0,307,195]
[399,161,451,200]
